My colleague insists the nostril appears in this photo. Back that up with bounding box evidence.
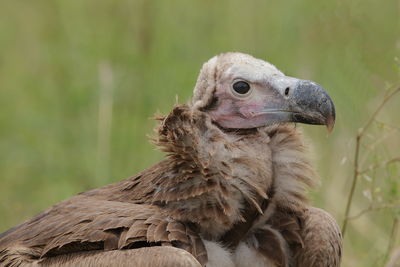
[285,87,290,96]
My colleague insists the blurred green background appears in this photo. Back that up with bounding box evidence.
[0,0,399,266]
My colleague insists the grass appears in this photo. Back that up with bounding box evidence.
[0,0,399,266]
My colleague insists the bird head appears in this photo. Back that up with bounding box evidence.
[191,52,335,131]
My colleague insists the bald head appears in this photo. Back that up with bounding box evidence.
[191,52,335,131]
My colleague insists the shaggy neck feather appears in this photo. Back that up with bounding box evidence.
[154,105,316,238]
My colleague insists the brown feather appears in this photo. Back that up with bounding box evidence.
[153,221,169,242]
[39,247,202,267]
[254,226,288,267]
[294,207,342,267]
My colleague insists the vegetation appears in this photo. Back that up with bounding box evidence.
[0,0,398,266]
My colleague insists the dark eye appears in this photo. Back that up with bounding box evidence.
[232,81,251,95]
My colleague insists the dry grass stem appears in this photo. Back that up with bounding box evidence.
[342,87,400,237]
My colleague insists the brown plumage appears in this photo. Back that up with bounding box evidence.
[0,52,342,267]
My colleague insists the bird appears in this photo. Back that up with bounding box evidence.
[0,52,342,267]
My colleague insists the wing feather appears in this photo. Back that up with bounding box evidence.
[0,195,207,266]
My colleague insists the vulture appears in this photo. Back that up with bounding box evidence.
[0,52,342,267]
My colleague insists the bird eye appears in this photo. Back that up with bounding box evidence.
[232,81,251,95]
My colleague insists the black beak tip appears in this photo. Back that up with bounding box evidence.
[322,93,336,133]
[326,113,335,133]
[293,80,336,132]
[321,94,336,133]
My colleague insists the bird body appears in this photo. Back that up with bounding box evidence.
[0,53,342,267]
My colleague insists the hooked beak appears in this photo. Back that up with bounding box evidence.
[256,78,336,132]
